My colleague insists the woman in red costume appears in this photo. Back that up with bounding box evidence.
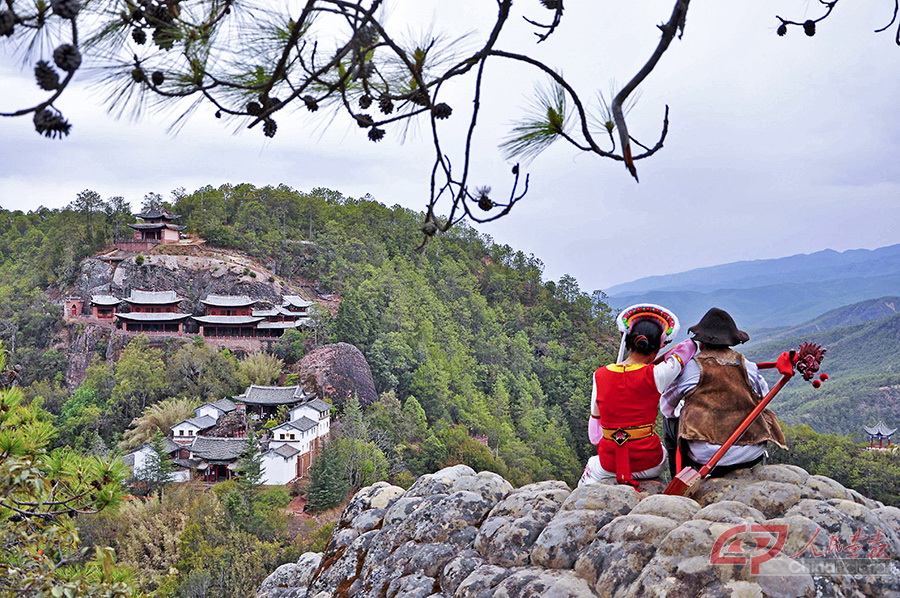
[580,304,698,488]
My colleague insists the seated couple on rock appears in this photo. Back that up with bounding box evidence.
[580,305,786,488]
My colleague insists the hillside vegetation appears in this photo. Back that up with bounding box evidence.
[746,309,900,437]
[1,185,616,487]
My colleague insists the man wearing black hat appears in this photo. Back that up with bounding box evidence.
[660,308,787,477]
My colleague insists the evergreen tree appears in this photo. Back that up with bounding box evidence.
[306,441,349,513]
[135,431,175,498]
[0,345,134,596]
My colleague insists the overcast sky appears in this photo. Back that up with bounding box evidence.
[1,1,898,291]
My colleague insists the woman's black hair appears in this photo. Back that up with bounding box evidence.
[625,318,663,355]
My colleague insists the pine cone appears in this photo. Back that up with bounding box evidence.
[303,96,319,112]
[132,27,147,45]
[355,62,375,80]
[131,67,145,83]
[433,103,452,120]
[33,108,72,139]
[356,114,374,128]
[359,95,372,109]
[541,0,562,9]
[151,71,164,86]
[476,186,493,211]
[0,11,15,37]
[263,119,277,138]
[131,8,144,21]
[34,61,60,91]
[51,0,81,19]
[355,24,379,47]
[803,20,816,36]
[215,110,222,119]
[53,44,82,72]
[409,88,429,106]
[368,127,385,142]
[378,94,394,114]
[247,101,262,116]
[777,23,787,37]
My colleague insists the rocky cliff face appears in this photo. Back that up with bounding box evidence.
[76,250,293,314]
[258,464,900,598]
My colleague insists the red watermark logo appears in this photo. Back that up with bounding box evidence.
[711,524,892,576]
[710,524,788,574]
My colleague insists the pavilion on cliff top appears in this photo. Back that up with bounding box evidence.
[127,209,186,244]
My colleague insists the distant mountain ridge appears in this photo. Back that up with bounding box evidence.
[605,244,900,330]
[747,296,899,348]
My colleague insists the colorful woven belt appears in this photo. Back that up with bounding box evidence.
[602,424,655,446]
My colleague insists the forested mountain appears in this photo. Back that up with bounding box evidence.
[1,185,617,488]
[605,245,900,330]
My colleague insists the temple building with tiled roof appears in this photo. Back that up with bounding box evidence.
[128,209,186,244]
[233,384,315,418]
[116,289,189,334]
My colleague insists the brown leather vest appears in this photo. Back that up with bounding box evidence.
[678,348,787,448]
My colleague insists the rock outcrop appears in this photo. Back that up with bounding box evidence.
[75,252,291,315]
[259,464,900,598]
[297,343,378,410]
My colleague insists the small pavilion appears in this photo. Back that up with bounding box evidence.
[865,421,897,449]
[90,294,120,320]
[128,209,185,244]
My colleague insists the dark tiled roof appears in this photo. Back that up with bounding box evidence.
[134,209,181,220]
[235,385,305,406]
[207,398,237,413]
[192,315,263,325]
[127,223,186,231]
[299,398,332,414]
[282,295,313,309]
[256,320,310,330]
[201,294,257,308]
[189,436,248,461]
[116,312,189,322]
[163,438,182,453]
[174,416,217,430]
[275,416,317,433]
[125,289,184,304]
[865,422,897,436]
[273,445,301,458]
[90,294,120,306]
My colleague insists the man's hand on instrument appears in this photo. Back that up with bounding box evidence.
[776,350,798,377]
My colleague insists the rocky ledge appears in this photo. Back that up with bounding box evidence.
[258,464,900,597]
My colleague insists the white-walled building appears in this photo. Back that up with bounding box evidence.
[171,416,217,444]
[195,398,238,421]
[124,386,333,486]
